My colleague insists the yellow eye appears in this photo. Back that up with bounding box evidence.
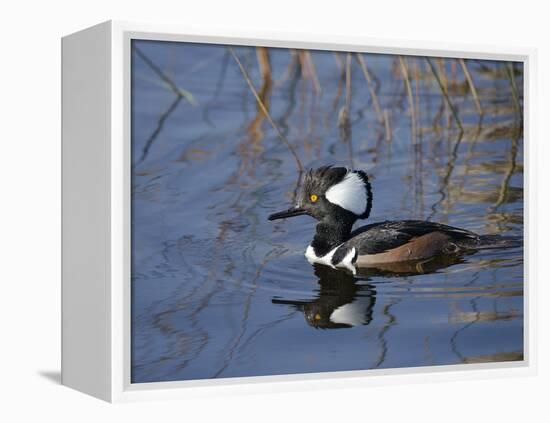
[310,194,318,203]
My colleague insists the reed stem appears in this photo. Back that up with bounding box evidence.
[383,109,392,142]
[426,57,464,133]
[398,56,417,144]
[229,47,304,172]
[506,62,522,118]
[133,45,196,105]
[355,54,384,124]
[459,59,483,116]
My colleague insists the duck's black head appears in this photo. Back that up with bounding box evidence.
[268,166,373,224]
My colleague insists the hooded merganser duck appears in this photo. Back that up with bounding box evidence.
[268,166,518,275]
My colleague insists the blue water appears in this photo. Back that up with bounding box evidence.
[130,40,523,383]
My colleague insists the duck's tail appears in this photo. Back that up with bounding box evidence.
[458,234,523,251]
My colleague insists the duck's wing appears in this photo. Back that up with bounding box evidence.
[345,220,479,255]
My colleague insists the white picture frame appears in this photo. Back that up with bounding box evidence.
[61,20,537,403]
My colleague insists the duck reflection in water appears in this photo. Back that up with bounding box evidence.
[272,255,467,329]
[273,265,376,329]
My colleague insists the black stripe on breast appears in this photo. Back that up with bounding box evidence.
[331,245,354,266]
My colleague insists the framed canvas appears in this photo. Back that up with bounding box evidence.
[61,20,537,402]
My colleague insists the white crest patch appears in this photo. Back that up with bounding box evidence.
[325,171,367,215]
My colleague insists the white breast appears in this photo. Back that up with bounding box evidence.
[305,244,338,267]
[305,245,357,274]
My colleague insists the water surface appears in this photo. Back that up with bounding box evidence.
[131,41,523,383]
